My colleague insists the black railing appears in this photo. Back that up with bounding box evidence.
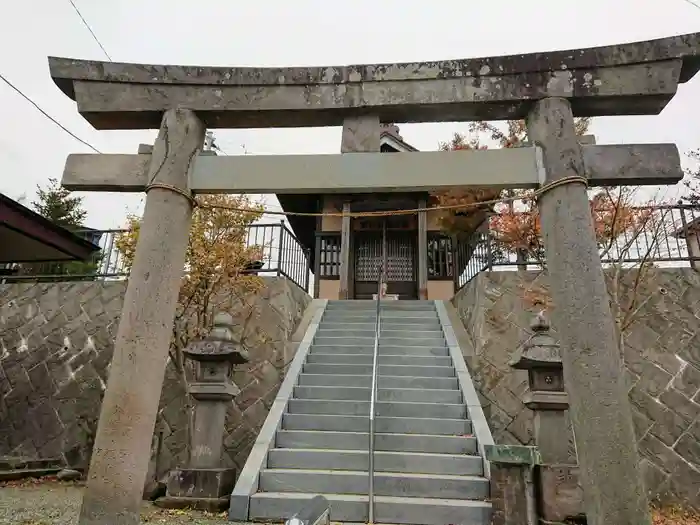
[455,204,700,289]
[2,222,312,292]
[246,221,311,291]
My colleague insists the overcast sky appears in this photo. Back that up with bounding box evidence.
[1,0,699,229]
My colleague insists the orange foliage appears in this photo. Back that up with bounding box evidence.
[430,132,500,237]
[487,187,656,263]
[652,506,700,525]
[115,194,265,347]
[490,204,541,253]
[432,118,664,264]
[590,190,655,248]
[431,119,590,239]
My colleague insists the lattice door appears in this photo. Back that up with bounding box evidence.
[354,232,415,282]
[385,234,415,282]
[355,233,382,282]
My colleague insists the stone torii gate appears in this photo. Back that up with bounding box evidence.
[49,32,700,525]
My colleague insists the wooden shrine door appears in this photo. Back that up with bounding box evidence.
[353,216,417,300]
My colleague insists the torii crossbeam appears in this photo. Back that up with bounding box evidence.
[63,143,682,194]
[50,32,700,129]
[48,31,700,525]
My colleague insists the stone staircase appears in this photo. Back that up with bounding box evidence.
[230,300,492,524]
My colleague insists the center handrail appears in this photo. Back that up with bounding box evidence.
[368,266,383,525]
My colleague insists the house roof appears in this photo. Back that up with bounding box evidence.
[276,124,419,263]
[379,123,418,152]
[0,193,100,263]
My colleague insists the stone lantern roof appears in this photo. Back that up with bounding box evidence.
[509,310,562,370]
[183,313,250,364]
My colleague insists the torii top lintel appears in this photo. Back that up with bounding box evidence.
[49,32,700,130]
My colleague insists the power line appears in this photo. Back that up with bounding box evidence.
[67,0,112,61]
[0,73,102,153]
[680,0,700,10]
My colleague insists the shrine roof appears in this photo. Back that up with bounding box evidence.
[277,127,419,260]
[48,32,700,130]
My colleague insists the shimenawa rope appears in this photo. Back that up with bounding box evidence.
[145,175,588,218]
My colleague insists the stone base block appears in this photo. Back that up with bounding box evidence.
[538,464,585,523]
[166,468,236,499]
[154,495,230,513]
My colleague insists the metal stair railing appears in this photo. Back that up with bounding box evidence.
[368,265,384,524]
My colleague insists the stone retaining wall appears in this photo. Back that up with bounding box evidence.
[454,268,700,508]
[0,277,310,479]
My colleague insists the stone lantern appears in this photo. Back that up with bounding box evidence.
[509,309,574,464]
[158,313,249,511]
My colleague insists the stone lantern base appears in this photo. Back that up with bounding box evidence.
[155,467,237,512]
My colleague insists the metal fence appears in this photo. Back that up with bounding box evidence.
[455,204,700,289]
[246,221,311,291]
[1,222,312,292]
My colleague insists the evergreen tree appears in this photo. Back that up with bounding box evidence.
[33,178,87,228]
[20,178,98,279]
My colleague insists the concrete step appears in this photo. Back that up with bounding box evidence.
[379,337,445,347]
[306,353,453,367]
[297,373,459,390]
[382,320,441,327]
[253,492,491,524]
[321,314,440,323]
[249,492,492,524]
[282,413,471,435]
[320,315,441,326]
[313,336,445,347]
[267,448,483,476]
[317,328,443,337]
[293,385,463,404]
[302,363,455,378]
[320,321,442,331]
[321,313,377,322]
[321,316,440,325]
[322,310,438,318]
[274,430,478,455]
[309,345,449,357]
[259,469,489,500]
[326,300,436,311]
[381,310,440,317]
[287,399,467,419]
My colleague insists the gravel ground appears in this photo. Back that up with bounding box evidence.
[0,481,241,525]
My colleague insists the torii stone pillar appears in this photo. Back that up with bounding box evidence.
[527,97,650,525]
[79,109,205,525]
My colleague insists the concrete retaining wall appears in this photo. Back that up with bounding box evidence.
[453,268,700,508]
[0,277,310,478]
